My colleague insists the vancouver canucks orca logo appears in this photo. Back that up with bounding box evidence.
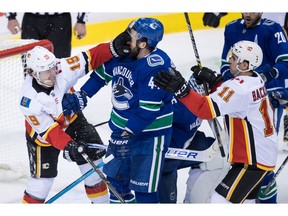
[112,77,133,110]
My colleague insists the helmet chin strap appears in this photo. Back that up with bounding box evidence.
[234,60,250,76]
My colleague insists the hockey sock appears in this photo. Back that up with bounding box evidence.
[22,191,45,204]
[257,172,277,203]
[158,170,177,203]
[85,181,109,203]
[110,192,136,204]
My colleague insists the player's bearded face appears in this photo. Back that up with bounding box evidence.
[242,13,262,28]
[128,30,141,59]
[130,44,141,59]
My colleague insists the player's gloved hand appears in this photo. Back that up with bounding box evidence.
[269,96,280,109]
[203,13,227,28]
[271,89,288,106]
[62,91,87,116]
[188,74,205,95]
[110,30,131,57]
[256,64,278,84]
[154,67,191,98]
[191,65,223,88]
[108,131,132,158]
[63,140,88,163]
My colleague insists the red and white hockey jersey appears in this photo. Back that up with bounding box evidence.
[19,43,112,150]
[180,73,278,170]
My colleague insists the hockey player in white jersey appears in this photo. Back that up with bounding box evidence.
[154,40,278,203]
[18,32,131,203]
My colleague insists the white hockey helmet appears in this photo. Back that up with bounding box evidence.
[231,40,263,72]
[26,46,57,87]
[26,46,56,73]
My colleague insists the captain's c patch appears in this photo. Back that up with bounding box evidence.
[20,96,31,108]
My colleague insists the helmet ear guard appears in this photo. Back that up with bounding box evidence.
[231,40,263,72]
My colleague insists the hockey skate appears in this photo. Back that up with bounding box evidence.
[283,115,288,151]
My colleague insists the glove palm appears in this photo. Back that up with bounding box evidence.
[110,31,131,57]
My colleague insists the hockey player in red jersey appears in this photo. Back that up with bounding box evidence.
[154,40,278,203]
[18,32,131,203]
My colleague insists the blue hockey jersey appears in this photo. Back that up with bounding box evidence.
[221,18,288,90]
[170,97,202,149]
[81,48,174,138]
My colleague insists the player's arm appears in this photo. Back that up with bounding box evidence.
[220,27,234,81]
[257,23,288,83]
[154,67,222,120]
[87,30,131,69]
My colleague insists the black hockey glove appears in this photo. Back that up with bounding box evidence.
[64,140,106,165]
[110,30,131,57]
[191,65,223,89]
[154,68,191,99]
[256,64,278,84]
[269,89,288,108]
[63,140,88,163]
[62,91,87,116]
[203,13,228,28]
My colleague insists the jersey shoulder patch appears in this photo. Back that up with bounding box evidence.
[147,54,164,67]
[20,96,31,108]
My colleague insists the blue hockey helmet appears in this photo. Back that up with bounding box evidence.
[128,17,164,47]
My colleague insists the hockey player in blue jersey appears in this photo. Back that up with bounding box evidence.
[62,17,175,203]
[158,75,217,203]
[221,13,288,130]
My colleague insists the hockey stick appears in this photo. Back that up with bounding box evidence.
[184,12,225,157]
[93,120,109,128]
[45,154,114,204]
[88,142,219,162]
[81,152,126,203]
[263,155,288,195]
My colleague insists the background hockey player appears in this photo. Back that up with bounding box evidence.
[154,40,278,203]
[220,13,288,131]
[262,13,288,152]
[62,17,175,203]
[18,32,130,203]
[158,75,225,203]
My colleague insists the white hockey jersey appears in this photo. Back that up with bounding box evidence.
[19,43,112,150]
[180,73,278,170]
